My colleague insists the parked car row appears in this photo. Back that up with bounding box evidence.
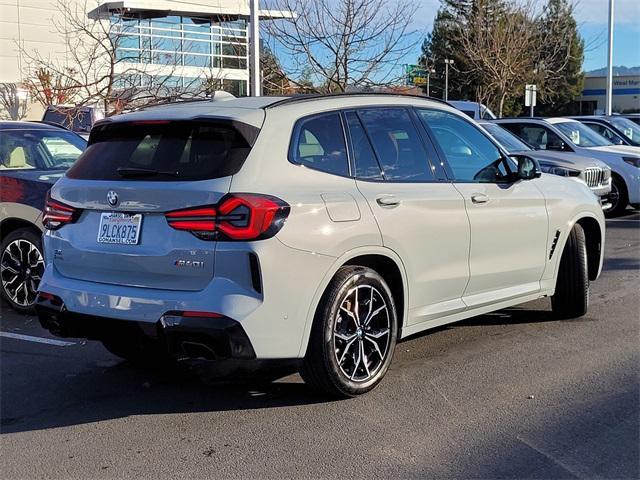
[478,121,612,206]
[492,117,640,215]
[1,94,609,398]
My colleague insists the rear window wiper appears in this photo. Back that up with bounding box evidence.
[117,167,180,178]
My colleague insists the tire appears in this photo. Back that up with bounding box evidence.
[551,224,589,319]
[301,266,398,398]
[605,175,628,217]
[0,228,45,314]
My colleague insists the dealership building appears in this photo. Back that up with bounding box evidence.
[0,0,289,118]
[576,74,640,114]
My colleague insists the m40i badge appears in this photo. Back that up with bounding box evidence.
[174,259,205,268]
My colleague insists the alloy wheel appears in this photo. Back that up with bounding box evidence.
[1,239,44,307]
[333,284,391,382]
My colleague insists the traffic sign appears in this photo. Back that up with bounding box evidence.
[525,84,537,107]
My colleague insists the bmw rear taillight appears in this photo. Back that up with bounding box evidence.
[43,192,80,230]
[165,194,290,241]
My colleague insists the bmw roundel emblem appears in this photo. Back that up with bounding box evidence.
[107,190,118,206]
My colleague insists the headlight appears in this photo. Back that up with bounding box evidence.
[622,157,640,168]
[539,163,580,177]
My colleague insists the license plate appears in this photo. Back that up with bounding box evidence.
[97,213,142,245]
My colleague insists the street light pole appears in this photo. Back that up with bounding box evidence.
[605,0,614,115]
[426,68,435,97]
[249,0,261,97]
[444,59,454,101]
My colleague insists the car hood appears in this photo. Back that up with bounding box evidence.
[521,150,609,170]
[588,145,640,156]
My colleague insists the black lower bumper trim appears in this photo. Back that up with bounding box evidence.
[35,302,256,361]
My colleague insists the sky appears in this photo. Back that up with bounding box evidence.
[410,0,640,72]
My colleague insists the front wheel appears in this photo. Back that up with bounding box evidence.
[605,175,628,217]
[301,266,398,397]
[551,224,589,319]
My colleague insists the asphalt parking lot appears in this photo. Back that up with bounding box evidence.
[1,212,639,479]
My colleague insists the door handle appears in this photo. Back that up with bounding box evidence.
[471,193,490,204]
[376,195,401,208]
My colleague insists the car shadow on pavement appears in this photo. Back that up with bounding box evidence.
[0,348,326,434]
[0,302,610,435]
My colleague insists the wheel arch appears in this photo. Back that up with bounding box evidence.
[298,246,409,357]
[0,216,43,241]
[575,215,603,281]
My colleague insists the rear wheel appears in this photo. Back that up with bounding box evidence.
[606,175,628,217]
[0,228,45,313]
[552,224,589,319]
[301,266,398,398]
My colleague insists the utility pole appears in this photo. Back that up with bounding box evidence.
[605,0,614,115]
[444,59,454,101]
[249,0,261,96]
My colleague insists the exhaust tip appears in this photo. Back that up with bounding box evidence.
[180,341,217,360]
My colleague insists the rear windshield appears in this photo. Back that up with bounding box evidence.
[66,121,252,181]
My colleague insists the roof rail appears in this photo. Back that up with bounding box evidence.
[264,92,451,109]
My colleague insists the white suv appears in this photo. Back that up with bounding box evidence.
[36,94,605,397]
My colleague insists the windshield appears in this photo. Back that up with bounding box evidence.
[554,121,612,147]
[482,123,531,153]
[0,129,86,171]
[609,117,640,143]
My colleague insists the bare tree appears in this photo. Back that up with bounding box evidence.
[263,0,420,93]
[0,83,29,120]
[26,68,79,107]
[19,0,237,117]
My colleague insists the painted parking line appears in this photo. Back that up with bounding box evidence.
[0,331,75,346]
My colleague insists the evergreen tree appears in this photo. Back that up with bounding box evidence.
[535,0,584,115]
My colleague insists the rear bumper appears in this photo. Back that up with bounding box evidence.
[35,296,256,361]
[37,237,336,358]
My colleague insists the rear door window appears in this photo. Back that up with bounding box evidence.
[356,108,435,182]
[290,113,349,177]
[66,121,253,181]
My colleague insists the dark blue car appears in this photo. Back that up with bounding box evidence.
[0,121,86,312]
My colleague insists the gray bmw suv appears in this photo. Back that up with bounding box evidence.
[36,95,605,397]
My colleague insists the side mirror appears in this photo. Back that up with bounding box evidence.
[511,155,541,180]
